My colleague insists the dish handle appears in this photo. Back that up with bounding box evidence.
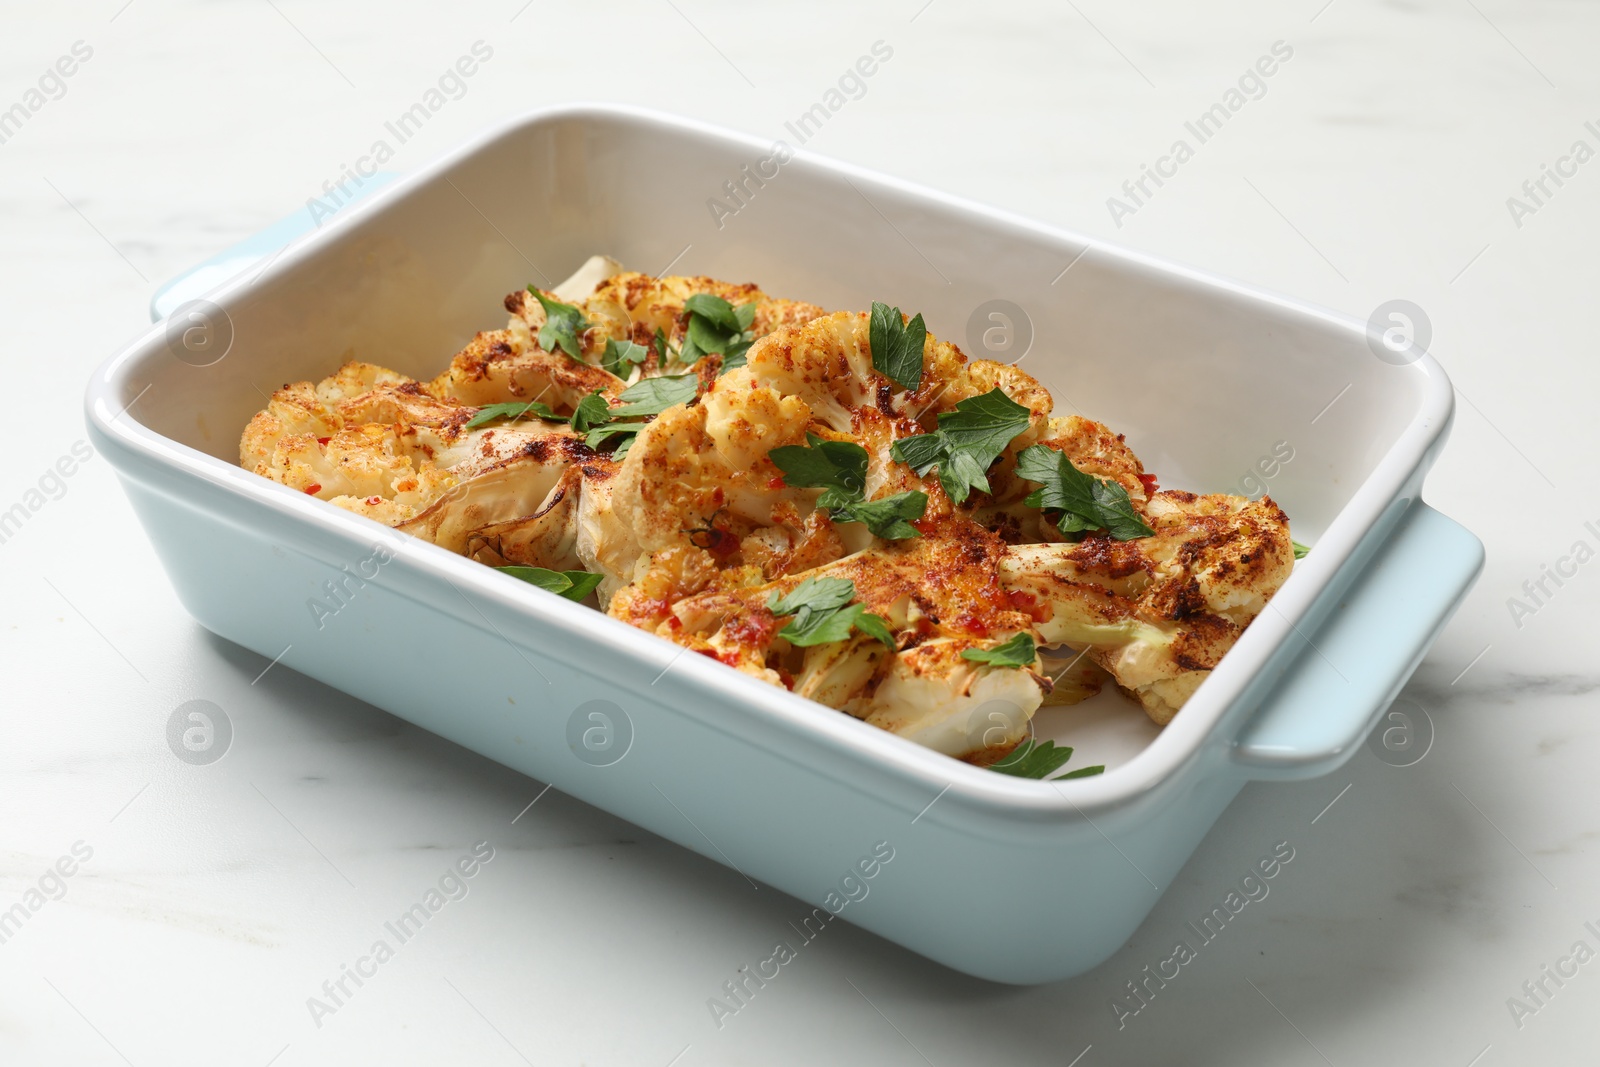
[1228,501,1484,780]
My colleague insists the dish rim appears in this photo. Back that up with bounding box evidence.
[85,102,1456,821]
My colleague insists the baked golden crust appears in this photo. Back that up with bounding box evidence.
[238,260,1296,757]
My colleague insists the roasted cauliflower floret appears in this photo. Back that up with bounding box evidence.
[584,310,1076,759]
[493,266,828,390]
[998,492,1292,725]
[237,256,1299,766]
[240,357,610,561]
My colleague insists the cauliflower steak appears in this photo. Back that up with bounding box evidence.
[239,258,1296,767]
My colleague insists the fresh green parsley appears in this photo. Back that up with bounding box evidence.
[768,434,867,494]
[869,301,927,391]
[463,399,562,430]
[600,338,650,379]
[1292,540,1310,560]
[651,327,675,365]
[768,435,927,540]
[960,632,1037,669]
[889,388,1032,504]
[584,421,638,450]
[582,373,701,457]
[989,738,1105,781]
[1013,445,1153,541]
[497,566,604,602]
[824,492,927,541]
[585,424,641,461]
[768,575,855,616]
[569,390,612,434]
[851,611,896,648]
[681,293,757,370]
[766,576,895,649]
[528,288,592,360]
[610,373,699,417]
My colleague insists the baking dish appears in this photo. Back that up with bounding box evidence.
[85,104,1482,984]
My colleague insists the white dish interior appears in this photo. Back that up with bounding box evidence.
[106,105,1451,800]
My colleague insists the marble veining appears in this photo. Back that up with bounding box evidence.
[3,1,1598,1064]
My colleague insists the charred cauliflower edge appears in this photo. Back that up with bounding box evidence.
[239,255,1296,766]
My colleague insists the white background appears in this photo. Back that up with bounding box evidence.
[3,1,1597,1064]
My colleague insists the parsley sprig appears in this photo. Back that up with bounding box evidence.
[768,435,927,540]
[681,293,757,371]
[497,566,603,602]
[989,738,1105,781]
[465,390,615,437]
[869,301,927,391]
[960,632,1038,668]
[889,388,1032,504]
[1014,445,1153,540]
[767,576,894,649]
[528,288,593,361]
[1292,540,1310,560]
[609,373,699,417]
[651,327,675,365]
[600,338,650,379]
[569,390,612,433]
[583,373,701,459]
[463,399,562,430]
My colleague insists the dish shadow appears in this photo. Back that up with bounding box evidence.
[199,629,1494,1065]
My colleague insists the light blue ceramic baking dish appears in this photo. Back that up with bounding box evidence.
[85,105,1482,984]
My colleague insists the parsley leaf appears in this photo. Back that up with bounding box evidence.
[581,374,700,457]
[585,422,638,452]
[569,390,612,434]
[651,327,675,365]
[869,301,927,391]
[611,373,699,418]
[528,288,592,360]
[768,575,856,616]
[853,611,896,649]
[769,436,926,540]
[1014,445,1153,540]
[766,576,894,649]
[497,566,604,602]
[777,601,867,646]
[888,387,1032,504]
[989,738,1105,781]
[600,338,650,378]
[464,399,562,430]
[769,434,867,494]
[960,632,1037,668]
[1292,540,1310,560]
[820,488,927,540]
[683,292,751,333]
[681,292,757,370]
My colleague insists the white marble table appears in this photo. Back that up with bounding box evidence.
[3,1,1597,1064]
